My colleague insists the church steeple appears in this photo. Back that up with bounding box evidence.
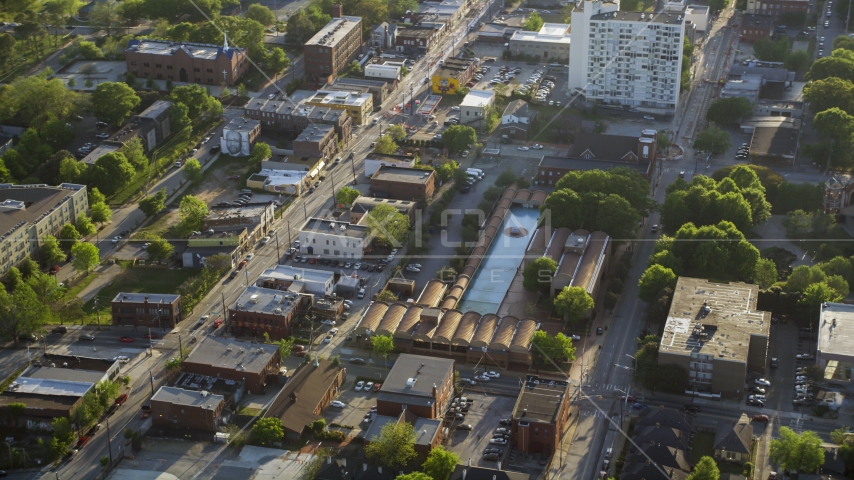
[223,32,229,51]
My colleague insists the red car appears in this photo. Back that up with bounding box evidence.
[227,174,240,180]
[119,336,134,343]
[619,395,637,402]
[466,82,475,87]
[373,383,382,392]
[752,414,770,422]
[76,436,90,448]
[143,333,158,339]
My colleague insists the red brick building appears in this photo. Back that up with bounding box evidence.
[228,286,311,340]
[746,0,809,19]
[740,14,774,43]
[376,354,454,419]
[125,38,249,86]
[536,131,657,186]
[183,337,281,394]
[150,386,225,432]
[512,376,571,454]
[293,124,338,159]
[370,166,436,201]
[111,293,182,330]
[304,5,363,87]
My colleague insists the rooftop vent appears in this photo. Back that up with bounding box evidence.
[406,377,417,387]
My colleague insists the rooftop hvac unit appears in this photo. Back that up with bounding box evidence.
[250,294,259,303]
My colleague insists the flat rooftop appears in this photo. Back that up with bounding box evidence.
[510,29,571,44]
[397,26,437,39]
[379,353,454,398]
[173,372,244,395]
[234,286,302,317]
[0,184,83,240]
[112,292,180,304]
[225,117,260,133]
[152,386,224,408]
[818,303,854,358]
[301,217,368,238]
[259,264,334,283]
[126,39,243,59]
[372,166,434,184]
[460,90,494,108]
[434,58,475,78]
[305,16,361,47]
[307,90,371,108]
[296,125,335,143]
[513,376,569,424]
[138,100,172,119]
[37,354,117,372]
[9,377,93,397]
[590,9,686,24]
[750,124,800,158]
[24,367,105,385]
[184,337,279,375]
[742,13,774,27]
[206,203,271,220]
[660,278,770,362]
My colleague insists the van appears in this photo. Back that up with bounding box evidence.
[466,168,484,176]
[466,172,479,182]
[357,288,366,299]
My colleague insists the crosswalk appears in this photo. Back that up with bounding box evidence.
[662,168,695,175]
[591,382,627,392]
[789,417,804,433]
[578,410,621,422]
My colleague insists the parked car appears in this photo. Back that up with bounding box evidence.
[142,333,158,339]
[119,336,134,343]
[458,424,473,431]
[330,400,346,408]
[350,358,366,365]
[80,334,95,341]
[489,438,507,445]
[754,378,771,386]
[752,414,770,422]
[746,399,765,407]
[355,381,365,391]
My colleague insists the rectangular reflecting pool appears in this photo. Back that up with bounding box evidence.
[456,206,540,315]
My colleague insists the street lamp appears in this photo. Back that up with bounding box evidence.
[615,387,632,422]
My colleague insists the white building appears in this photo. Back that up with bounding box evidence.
[459,90,495,127]
[508,23,571,61]
[365,63,401,81]
[256,265,335,296]
[246,168,309,195]
[685,5,710,32]
[298,218,369,260]
[568,1,686,115]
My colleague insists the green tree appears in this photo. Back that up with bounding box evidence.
[89,0,122,35]
[120,137,148,171]
[365,421,417,470]
[89,187,106,206]
[183,158,202,182]
[265,47,290,74]
[801,282,844,312]
[100,455,109,468]
[51,417,74,446]
[139,189,167,217]
[249,142,272,163]
[170,102,191,134]
[754,258,778,288]
[374,134,398,154]
[770,427,825,472]
[178,195,208,233]
[117,0,146,24]
[422,446,459,480]
[170,84,223,119]
[396,473,433,480]
[554,168,656,217]
[638,265,678,303]
[246,3,276,25]
[806,53,854,82]
[442,125,477,154]
[375,290,398,302]
[786,49,812,72]
[687,457,720,480]
[371,334,396,366]
[26,270,64,306]
[58,297,85,325]
[0,283,51,344]
[753,35,791,62]
[495,169,517,188]
[705,97,753,124]
[554,286,594,326]
[523,11,544,31]
[386,124,406,142]
[90,82,141,126]
[90,202,112,225]
[250,417,284,446]
[71,242,100,273]
[0,74,84,132]
[523,257,557,292]
[59,223,80,250]
[146,238,174,262]
[693,126,732,155]
[365,203,410,247]
[90,152,135,196]
[531,330,576,365]
[59,156,88,183]
[76,214,97,237]
[335,186,360,205]
[40,235,67,266]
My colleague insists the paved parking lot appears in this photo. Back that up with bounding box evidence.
[444,392,518,468]
[322,384,384,436]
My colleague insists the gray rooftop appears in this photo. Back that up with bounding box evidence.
[306,16,362,47]
[296,125,335,143]
[206,203,271,220]
[9,377,93,397]
[660,277,770,362]
[513,377,569,424]
[112,292,180,304]
[184,337,279,375]
[233,286,302,317]
[379,353,454,398]
[750,123,800,158]
[152,386,224,408]
[225,117,260,133]
[372,166,434,184]
[818,302,854,358]
[137,100,173,119]
[301,218,368,238]
[24,367,106,385]
[591,9,686,24]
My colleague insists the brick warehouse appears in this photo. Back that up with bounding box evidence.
[376,354,454,419]
[370,166,436,201]
[150,386,226,432]
[228,286,312,340]
[183,337,281,394]
[111,293,182,329]
[304,5,363,87]
[125,38,249,86]
[512,376,571,454]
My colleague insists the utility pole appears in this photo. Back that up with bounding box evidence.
[329,172,338,208]
[221,292,228,331]
[149,370,155,396]
[94,298,101,330]
[178,334,184,358]
[274,231,281,260]
[105,417,113,464]
[287,220,292,248]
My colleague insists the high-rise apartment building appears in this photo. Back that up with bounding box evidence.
[568,0,685,114]
[304,5,363,87]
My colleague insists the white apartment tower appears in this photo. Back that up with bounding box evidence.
[568,0,686,115]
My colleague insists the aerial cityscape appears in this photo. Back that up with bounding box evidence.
[0,0,846,478]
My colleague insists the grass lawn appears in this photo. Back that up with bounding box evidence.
[0,34,72,84]
[78,263,198,324]
[691,431,715,464]
[63,272,100,300]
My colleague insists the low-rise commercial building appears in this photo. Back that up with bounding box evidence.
[746,117,800,162]
[363,153,417,177]
[265,359,346,441]
[536,130,658,185]
[298,218,369,260]
[182,227,249,269]
[460,90,494,128]
[304,8,363,87]
[395,26,440,55]
[816,302,854,384]
[326,77,392,107]
[746,0,810,19]
[432,57,477,95]
[150,386,226,432]
[658,277,771,400]
[365,63,401,81]
[685,5,710,32]
[370,166,436,201]
[243,100,353,141]
[111,293,182,329]
[508,23,570,61]
[204,202,276,244]
[305,90,373,125]
[125,38,249,86]
[500,100,537,140]
[183,337,281,394]
[294,124,338,159]
[0,183,89,277]
[221,118,262,157]
[377,354,454,419]
[229,286,310,340]
[512,376,571,454]
[350,197,417,224]
[740,14,774,43]
[246,169,309,196]
[257,265,336,296]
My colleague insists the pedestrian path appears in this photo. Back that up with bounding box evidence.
[591,382,629,392]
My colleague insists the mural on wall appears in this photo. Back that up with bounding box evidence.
[222,129,251,156]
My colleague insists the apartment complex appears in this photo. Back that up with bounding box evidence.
[228,286,311,340]
[508,23,570,60]
[243,100,353,142]
[125,38,249,86]
[297,218,369,260]
[569,1,685,115]
[304,6,363,87]
[0,184,89,276]
[111,293,182,329]
[304,90,373,125]
[658,277,771,399]
[511,376,571,454]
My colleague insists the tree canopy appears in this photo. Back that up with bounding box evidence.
[374,134,398,155]
[705,97,753,124]
[170,84,223,120]
[71,242,100,273]
[531,330,576,366]
[638,264,678,303]
[179,195,208,234]
[250,418,284,446]
[442,125,477,153]
[553,168,656,218]
[422,447,460,480]
[90,82,141,126]
[365,421,417,470]
[770,427,825,472]
[365,203,410,248]
[692,126,732,155]
[523,257,557,292]
[554,286,594,326]
[335,186,360,205]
